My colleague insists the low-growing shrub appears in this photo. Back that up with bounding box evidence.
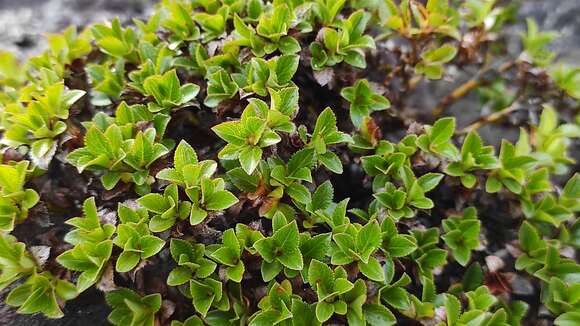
[0,0,578,325]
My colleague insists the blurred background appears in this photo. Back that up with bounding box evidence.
[0,0,579,62]
[0,0,156,58]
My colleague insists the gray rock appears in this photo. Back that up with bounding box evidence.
[0,0,156,58]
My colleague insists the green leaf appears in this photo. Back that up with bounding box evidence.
[6,284,31,307]
[356,221,381,262]
[270,86,299,116]
[287,183,312,204]
[261,260,283,282]
[140,235,165,258]
[430,117,455,144]
[291,299,320,326]
[308,259,333,290]
[167,266,192,286]
[416,63,444,79]
[273,221,302,264]
[116,251,140,273]
[85,126,114,157]
[301,233,332,263]
[138,193,169,214]
[222,228,241,255]
[212,121,245,145]
[150,214,177,232]
[419,249,447,270]
[460,174,477,188]
[422,44,458,64]
[358,256,385,282]
[555,312,580,326]
[227,167,260,192]
[97,37,131,58]
[444,294,462,326]
[363,304,396,326]
[417,173,444,192]
[190,279,220,317]
[205,68,239,107]
[254,239,275,263]
[55,279,78,301]
[239,146,262,174]
[313,107,337,137]
[380,286,409,310]
[315,301,335,323]
[387,235,417,257]
[462,131,483,158]
[278,247,303,270]
[174,140,198,170]
[274,55,299,85]
[310,181,334,211]
[319,152,343,174]
[486,176,502,193]
[519,221,541,252]
[189,206,208,226]
[278,36,301,54]
[462,263,484,291]
[101,172,122,190]
[287,148,316,178]
[106,288,161,326]
[206,190,238,211]
[226,261,245,282]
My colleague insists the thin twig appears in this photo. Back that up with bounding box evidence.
[457,99,522,135]
[432,60,516,118]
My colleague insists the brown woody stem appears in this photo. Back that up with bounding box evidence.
[458,99,522,134]
[432,60,516,118]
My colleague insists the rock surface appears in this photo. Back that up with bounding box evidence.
[0,0,156,58]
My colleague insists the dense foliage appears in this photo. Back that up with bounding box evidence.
[0,0,578,325]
